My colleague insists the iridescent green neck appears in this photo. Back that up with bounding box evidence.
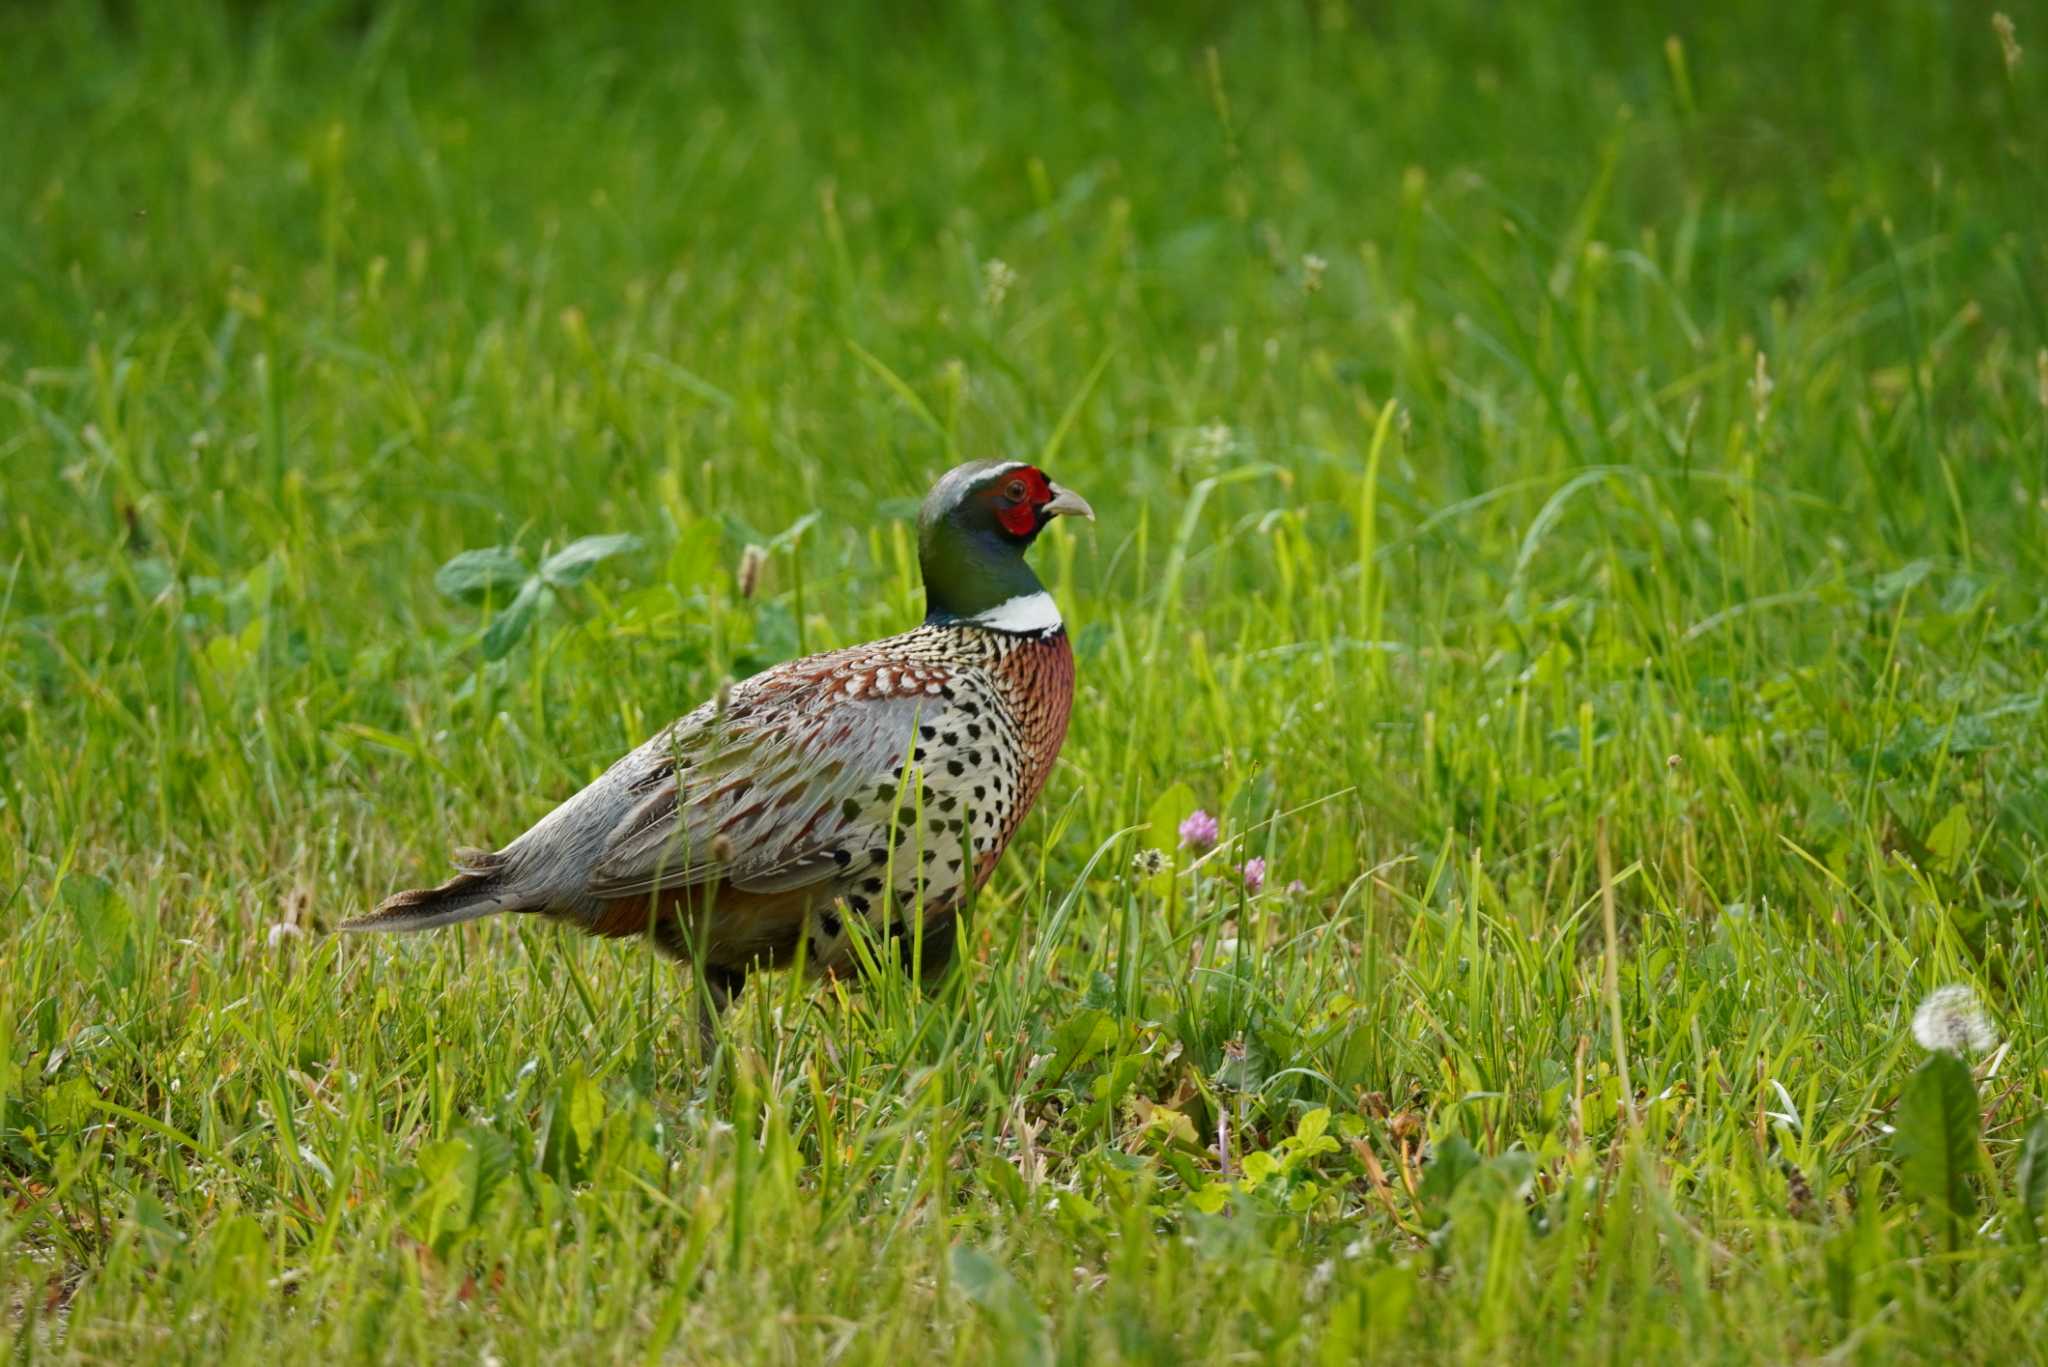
[920,517,1044,624]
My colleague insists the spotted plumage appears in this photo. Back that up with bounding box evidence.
[344,460,1090,1019]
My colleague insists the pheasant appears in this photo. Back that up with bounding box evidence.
[344,460,1092,1016]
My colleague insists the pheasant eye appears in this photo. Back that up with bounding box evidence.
[1004,479,1028,501]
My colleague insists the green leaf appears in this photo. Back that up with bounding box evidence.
[1925,804,1972,870]
[735,598,797,675]
[65,875,136,990]
[977,1154,1030,1212]
[1081,971,1118,1011]
[1418,1134,1481,1226]
[950,1245,1046,1356]
[1140,783,1199,894]
[2016,1113,2048,1245]
[412,1135,488,1255]
[43,1076,99,1133]
[719,511,768,549]
[205,1213,269,1290]
[540,1070,608,1186]
[1893,1052,1980,1223]
[201,618,264,690]
[1442,1151,1539,1267]
[463,1124,516,1228]
[434,546,529,601]
[568,1072,606,1163]
[1135,1099,1200,1151]
[539,533,641,588]
[764,511,820,554]
[1046,1008,1118,1081]
[65,874,130,950]
[129,1189,186,1259]
[481,579,550,660]
[1461,1150,1536,1205]
[1866,559,1933,606]
[1144,783,1197,853]
[948,1244,1013,1302]
[1077,1054,1144,1132]
[1297,1107,1330,1145]
[1055,1190,1104,1229]
[665,519,722,589]
[1363,1261,1416,1344]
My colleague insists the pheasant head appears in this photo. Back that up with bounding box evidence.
[918,460,1093,629]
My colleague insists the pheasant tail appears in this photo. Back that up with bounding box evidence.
[341,854,514,934]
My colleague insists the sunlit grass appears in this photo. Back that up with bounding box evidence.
[3,1,2048,1360]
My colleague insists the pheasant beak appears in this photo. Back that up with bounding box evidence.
[1042,483,1095,522]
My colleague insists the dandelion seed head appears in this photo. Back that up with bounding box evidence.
[1910,983,1997,1056]
[1189,423,1233,466]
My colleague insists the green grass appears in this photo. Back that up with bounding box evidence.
[4,0,2048,1359]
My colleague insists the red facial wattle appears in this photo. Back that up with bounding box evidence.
[995,466,1053,536]
[997,501,1038,536]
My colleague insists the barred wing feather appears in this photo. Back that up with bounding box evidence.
[583,682,934,900]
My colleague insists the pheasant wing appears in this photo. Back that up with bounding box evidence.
[583,664,940,901]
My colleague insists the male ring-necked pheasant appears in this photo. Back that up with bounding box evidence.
[344,460,1091,1016]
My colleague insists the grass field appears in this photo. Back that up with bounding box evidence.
[5,1,2048,1360]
